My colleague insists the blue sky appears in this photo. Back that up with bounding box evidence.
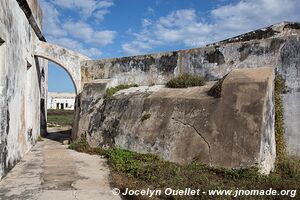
[41,0,300,93]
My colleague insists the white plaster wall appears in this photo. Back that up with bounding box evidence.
[0,0,47,178]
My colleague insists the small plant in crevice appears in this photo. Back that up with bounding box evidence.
[141,113,151,122]
[68,134,106,155]
[37,136,43,142]
[166,74,206,88]
[68,134,89,152]
[105,84,139,98]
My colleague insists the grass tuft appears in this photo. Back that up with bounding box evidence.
[105,84,139,98]
[166,74,206,88]
[68,134,106,155]
[37,136,44,142]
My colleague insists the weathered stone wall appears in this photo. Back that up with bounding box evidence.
[76,67,275,173]
[80,22,300,157]
[0,0,47,178]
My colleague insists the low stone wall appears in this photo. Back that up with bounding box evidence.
[75,67,275,173]
[80,22,300,157]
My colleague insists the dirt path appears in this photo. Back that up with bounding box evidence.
[0,129,121,200]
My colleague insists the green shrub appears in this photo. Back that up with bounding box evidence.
[106,148,143,177]
[105,84,139,98]
[276,156,300,179]
[166,74,206,88]
[68,134,89,152]
[68,134,106,155]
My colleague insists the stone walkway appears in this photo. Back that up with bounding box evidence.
[0,129,121,200]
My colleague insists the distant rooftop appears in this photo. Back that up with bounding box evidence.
[48,92,76,98]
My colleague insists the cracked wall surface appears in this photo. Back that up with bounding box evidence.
[75,67,275,173]
[0,0,47,179]
[80,22,300,157]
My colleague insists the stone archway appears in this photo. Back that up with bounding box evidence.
[34,41,90,94]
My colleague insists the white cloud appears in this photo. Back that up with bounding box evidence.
[142,19,152,27]
[122,41,153,55]
[50,0,113,19]
[94,10,110,21]
[122,0,300,55]
[40,0,67,37]
[147,7,155,16]
[40,0,116,58]
[63,21,116,46]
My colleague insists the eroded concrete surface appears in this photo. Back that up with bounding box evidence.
[76,67,275,173]
[0,129,120,200]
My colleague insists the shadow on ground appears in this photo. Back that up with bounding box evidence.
[45,128,72,143]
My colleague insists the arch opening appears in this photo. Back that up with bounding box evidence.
[33,41,89,141]
[35,55,79,95]
[44,60,76,142]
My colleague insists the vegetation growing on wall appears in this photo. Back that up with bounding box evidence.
[105,84,139,98]
[274,75,287,162]
[69,136,300,200]
[166,74,206,88]
[272,75,300,179]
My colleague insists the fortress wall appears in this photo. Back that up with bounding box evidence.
[76,67,276,173]
[81,32,288,88]
[0,0,47,179]
[80,23,300,157]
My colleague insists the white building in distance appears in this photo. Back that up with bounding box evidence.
[47,92,76,110]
